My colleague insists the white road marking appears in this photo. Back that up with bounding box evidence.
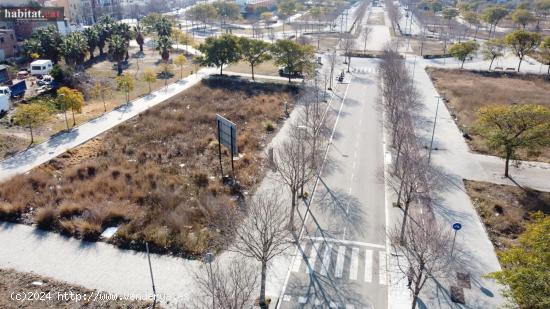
[303,236,385,249]
[379,251,387,285]
[320,243,332,276]
[345,305,355,309]
[335,245,346,278]
[364,249,373,283]
[306,242,320,274]
[349,247,359,280]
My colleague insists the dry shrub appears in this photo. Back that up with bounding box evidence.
[34,207,58,230]
[0,79,299,256]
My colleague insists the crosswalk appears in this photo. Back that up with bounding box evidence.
[291,240,387,285]
[351,67,376,75]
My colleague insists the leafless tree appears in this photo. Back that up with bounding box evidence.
[192,257,258,309]
[272,125,320,230]
[361,25,372,54]
[342,32,355,73]
[386,0,402,34]
[389,219,453,309]
[230,192,292,309]
[327,49,337,90]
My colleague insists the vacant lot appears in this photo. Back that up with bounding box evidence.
[0,43,194,159]
[428,68,550,162]
[0,78,299,256]
[465,180,550,250]
[0,268,152,308]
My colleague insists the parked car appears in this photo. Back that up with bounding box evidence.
[279,67,304,78]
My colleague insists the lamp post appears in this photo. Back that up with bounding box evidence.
[428,95,441,164]
[204,252,215,308]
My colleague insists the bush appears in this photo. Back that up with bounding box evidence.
[0,202,24,222]
[262,120,275,132]
[50,64,64,82]
[58,203,84,219]
[34,207,57,230]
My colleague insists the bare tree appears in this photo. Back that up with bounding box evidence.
[230,192,292,309]
[327,49,337,90]
[192,258,258,309]
[342,32,355,72]
[390,219,453,309]
[272,126,320,230]
[361,25,372,54]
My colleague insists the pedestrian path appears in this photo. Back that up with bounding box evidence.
[290,240,387,286]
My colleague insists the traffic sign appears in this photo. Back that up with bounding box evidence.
[452,223,462,231]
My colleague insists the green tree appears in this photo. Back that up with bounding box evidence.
[13,102,50,144]
[83,27,99,60]
[174,54,188,79]
[504,29,541,71]
[135,26,145,53]
[511,9,535,29]
[462,11,481,39]
[116,74,135,104]
[534,0,550,30]
[239,38,271,81]
[186,3,218,31]
[57,87,84,128]
[95,15,115,55]
[213,1,241,32]
[475,104,550,177]
[198,34,241,75]
[141,69,157,93]
[448,40,478,69]
[442,7,459,31]
[22,38,43,60]
[60,31,89,68]
[277,0,298,38]
[481,39,505,70]
[272,39,315,82]
[487,213,550,309]
[155,35,173,63]
[108,34,129,75]
[140,13,163,34]
[26,25,63,63]
[482,6,508,38]
[540,36,550,74]
[154,15,174,37]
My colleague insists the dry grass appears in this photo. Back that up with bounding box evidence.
[428,68,550,162]
[410,38,446,56]
[0,133,29,159]
[464,180,550,250]
[226,60,280,76]
[0,78,299,256]
[0,268,152,308]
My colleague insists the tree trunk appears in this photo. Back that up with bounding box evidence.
[517,56,523,72]
[139,43,143,52]
[71,108,76,126]
[399,199,410,243]
[289,189,296,230]
[489,57,495,70]
[251,63,255,81]
[29,125,34,144]
[117,61,123,75]
[220,65,223,75]
[259,261,268,309]
[504,148,512,177]
[64,110,69,130]
[347,56,351,72]
[461,58,465,69]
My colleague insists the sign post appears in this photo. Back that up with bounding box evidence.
[216,114,238,180]
[451,222,462,258]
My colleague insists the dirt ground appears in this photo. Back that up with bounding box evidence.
[464,180,550,250]
[428,68,550,162]
[367,12,385,26]
[0,42,194,159]
[226,60,279,76]
[0,78,299,257]
[410,38,446,56]
[0,268,152,309]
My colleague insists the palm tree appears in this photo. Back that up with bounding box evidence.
[112,23,132,61]
[135,26,145,52]
[108,34,128,75]
[156,35,173,63]
[155,15,173,37]
[60,32,89,68]
[95,16,115,55]
[83,27,99,60]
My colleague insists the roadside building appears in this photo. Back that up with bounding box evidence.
[0,29,17,60]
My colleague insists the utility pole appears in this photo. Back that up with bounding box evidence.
[146,242,157,308]
[428,95,441,164]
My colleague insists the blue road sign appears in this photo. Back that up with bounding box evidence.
[452,223,462,231]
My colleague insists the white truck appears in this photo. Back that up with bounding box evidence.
[0,87,10,114]
[30,59,53,76]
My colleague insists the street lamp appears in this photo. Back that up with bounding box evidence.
[428,95,441,164]
[204,252,215,308]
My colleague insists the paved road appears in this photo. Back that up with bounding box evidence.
[277,55,387,308]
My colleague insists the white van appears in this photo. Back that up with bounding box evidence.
[30,59,53,76]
